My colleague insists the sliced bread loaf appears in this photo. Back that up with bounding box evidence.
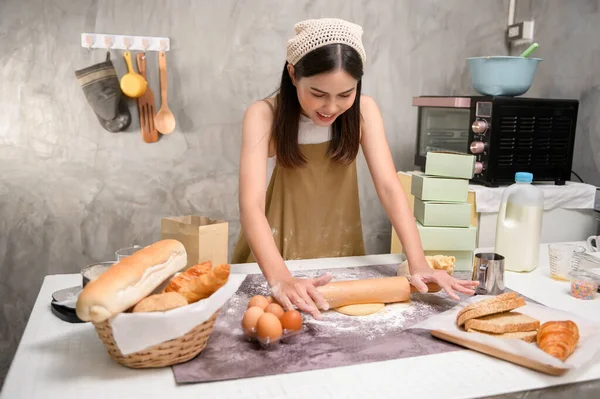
[456,292,518,322]
[464,311,540,333]
[457,297,526,327]
[466,328,537,343]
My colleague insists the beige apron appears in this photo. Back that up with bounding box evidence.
[232,107,365,263]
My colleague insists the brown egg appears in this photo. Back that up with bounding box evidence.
[266,295,275,303]
[247,295,269,310]
[241,306,264,336]
[256,312,283,342]
[281,310,303,332]
[265,303,285,319]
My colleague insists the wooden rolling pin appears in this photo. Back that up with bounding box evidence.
[316,276,441,308]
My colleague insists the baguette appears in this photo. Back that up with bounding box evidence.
[76,239,187,323]
[163,261,212,294]
[464,311,540,334]
[133,292,188,313]
[165,263,231,303]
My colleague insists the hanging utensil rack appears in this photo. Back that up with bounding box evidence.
[81,33,170,52]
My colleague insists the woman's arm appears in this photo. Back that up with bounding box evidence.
[238,101,290,283]
[238,101,331,317]
[359,95,478,300]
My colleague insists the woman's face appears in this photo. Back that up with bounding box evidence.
[289,66,358,126]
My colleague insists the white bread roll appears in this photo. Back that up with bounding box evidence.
[76,239,187,323]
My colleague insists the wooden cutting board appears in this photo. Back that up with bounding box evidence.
[136,53,159,143]
[430,329,569,376]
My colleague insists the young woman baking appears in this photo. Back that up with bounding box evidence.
[232,18,479,319]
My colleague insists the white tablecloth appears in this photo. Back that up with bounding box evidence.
[2,250,600,399]
[470,181,596,213]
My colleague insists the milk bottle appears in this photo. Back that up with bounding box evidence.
[494,172,544,272]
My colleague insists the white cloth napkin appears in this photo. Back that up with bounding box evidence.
[409,295,600,370]
[109,274,246,355]
[470,181,596,213]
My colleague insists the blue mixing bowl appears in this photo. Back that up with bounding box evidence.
[467,56,542,96]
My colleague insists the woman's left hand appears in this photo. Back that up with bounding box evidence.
[410,269,479,301]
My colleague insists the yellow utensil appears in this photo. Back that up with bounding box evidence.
[120,51,147,98]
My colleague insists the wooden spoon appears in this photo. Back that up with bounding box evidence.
[155,51,176,134]
[120,51,147,98]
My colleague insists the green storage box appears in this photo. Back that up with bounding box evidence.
[410,172,469,202]
[425,151,476,179]
[414,199,471,227]
[423,250,475,271]
[416,222,477,251]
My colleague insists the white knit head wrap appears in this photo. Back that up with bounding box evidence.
[286,18,366,66]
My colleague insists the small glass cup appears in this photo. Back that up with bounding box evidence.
[548,243,586,281]
[115,245,143,261]
[81,261,117,287]
[578,252,600,272]
[568,270,600,300]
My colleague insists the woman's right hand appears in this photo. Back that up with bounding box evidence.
[270,273,333,320]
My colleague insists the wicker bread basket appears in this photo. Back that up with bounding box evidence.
[92,309,220,368]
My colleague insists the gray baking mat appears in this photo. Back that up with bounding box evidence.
[173,264,472,384]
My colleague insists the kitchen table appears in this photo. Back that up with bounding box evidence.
[2,244,600,399]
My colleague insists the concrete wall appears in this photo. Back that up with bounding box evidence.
[15,0,600,387]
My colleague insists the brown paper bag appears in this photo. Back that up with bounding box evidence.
[161,215,229,269]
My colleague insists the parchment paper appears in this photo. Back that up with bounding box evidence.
[409,295,600,369]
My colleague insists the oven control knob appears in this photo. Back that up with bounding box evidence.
[470,141,486,154]
[472,120,488,134]
[474,162,485,174]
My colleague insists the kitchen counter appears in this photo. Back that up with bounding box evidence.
[2,243,600,399]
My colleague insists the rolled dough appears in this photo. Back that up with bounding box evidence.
[334,303,385,316]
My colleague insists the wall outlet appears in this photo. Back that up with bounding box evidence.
[507,20,535,44]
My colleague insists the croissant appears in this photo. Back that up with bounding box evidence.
[537,320,580,361]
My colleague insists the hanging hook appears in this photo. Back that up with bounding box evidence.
[104,35,114,49]
[141,38,149,59]
[123,36,132,51]
[84,34,94,52]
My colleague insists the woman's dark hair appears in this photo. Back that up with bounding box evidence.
[272,43,364,168]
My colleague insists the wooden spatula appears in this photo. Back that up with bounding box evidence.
[155,51,176,134]
[136,53,159,143]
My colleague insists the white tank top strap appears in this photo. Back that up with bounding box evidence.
[266,113,330,185]
[298,114,331,144]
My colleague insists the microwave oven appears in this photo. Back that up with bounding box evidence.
[412,96,579,187]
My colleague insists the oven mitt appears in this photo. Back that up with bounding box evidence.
[75,52,131,133]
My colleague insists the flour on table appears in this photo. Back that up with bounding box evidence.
[237,264,455,341]
[306,299,428,341]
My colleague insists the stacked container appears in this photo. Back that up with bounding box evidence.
[409,152,478,270]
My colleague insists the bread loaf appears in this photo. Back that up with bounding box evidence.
[457,297,525,327]
[163,261,212,294]
[164,263,231,303]
[456,292,518,321]
[466,328,537,343]
[464,311,540,334]
[76,239,187,323]
[132,292,188,313]
[397,255,456,276]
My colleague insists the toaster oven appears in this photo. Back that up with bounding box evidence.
[412,96,579,187]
